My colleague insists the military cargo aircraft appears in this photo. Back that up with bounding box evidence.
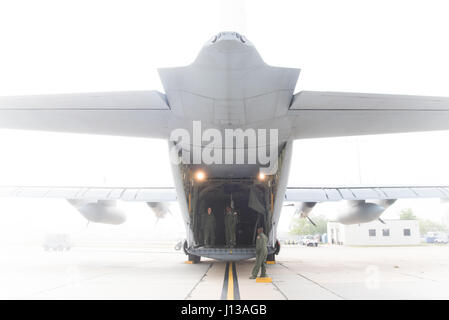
[1,31,449,262]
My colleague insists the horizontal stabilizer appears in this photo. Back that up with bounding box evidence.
[289,91,449,139]
[0,91,172,138]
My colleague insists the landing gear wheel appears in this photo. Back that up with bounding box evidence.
[274,239,281,255]
[183,240,189,255]
[188,254,201,264]
[267,253,275,262]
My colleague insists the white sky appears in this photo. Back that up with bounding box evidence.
[1,0,449,242]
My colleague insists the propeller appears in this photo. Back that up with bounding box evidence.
[307,216,317,227]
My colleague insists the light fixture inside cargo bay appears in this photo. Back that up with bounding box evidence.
[195,170,206,181]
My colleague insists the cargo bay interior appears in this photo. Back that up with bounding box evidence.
[183,164,275,248]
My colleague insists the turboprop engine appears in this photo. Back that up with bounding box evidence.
[294,202,317,217]
[293,199,396,225]
[336,199,396,225]
[146,202,171,220]
[68,200,126,225]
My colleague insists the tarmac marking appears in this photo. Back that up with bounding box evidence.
[271,280,289,300]
[227,263,234,299]
[185,262,213,300]
[399,272,438,282]
[221,262,240,300]
[278,262,346,299]
[26,258,166,299]
[232,262,241,300]
[236,260,285,299]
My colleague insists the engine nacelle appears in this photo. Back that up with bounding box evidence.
[68,200,126,225]
[336,199,396,225]
[294,202,317,218]
[146,202,171,219]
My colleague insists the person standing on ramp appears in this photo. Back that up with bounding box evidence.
[203,207,216,247]
[225,206,238,248]
[250,227,268,279]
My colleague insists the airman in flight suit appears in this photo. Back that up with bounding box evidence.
[203,207,216,247]
[224,206,238,247]
[250,227,268,279]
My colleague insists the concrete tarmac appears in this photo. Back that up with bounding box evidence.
[1,244,449,299]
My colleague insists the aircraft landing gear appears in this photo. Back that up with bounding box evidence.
[267,239,281,263]
[274,239,281,255]
[267,253,275,262]
[188,254,201,264]
[184,240,201,263]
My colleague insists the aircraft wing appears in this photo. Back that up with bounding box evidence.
[285,186,449,202]
[0,91,172,138]
[0,186,177,202]
[289,91,449,139]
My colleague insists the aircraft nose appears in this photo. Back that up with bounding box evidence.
[208,31,250,50]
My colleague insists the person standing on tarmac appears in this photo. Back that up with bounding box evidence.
[224,206,238,247]
[203,207,216,247]
[250,227,268,279]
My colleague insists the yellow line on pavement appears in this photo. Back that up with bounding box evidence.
[227,262,234,300]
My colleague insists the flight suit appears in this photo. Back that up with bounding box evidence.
[225,211,238,247]
[251,232,268,277]
[203,212,216,247]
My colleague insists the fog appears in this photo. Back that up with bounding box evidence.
[1,0,449,244]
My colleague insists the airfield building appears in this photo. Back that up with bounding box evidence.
[327,219,420,246]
